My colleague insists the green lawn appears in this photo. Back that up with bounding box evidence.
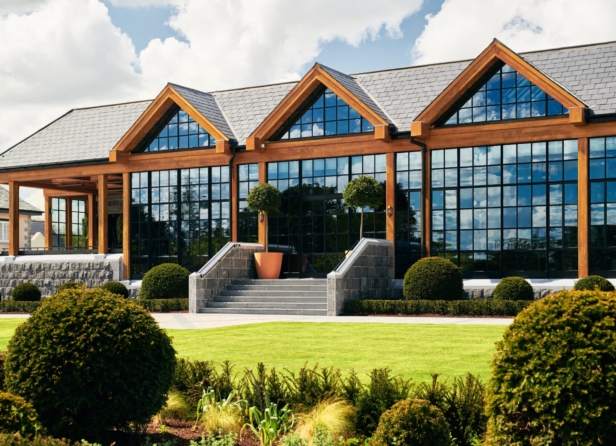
[0,319,505,383]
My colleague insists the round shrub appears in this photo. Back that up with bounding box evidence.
[372,399,451,446]
[11,283,41,302]
[56,282,85,293]
[403,257,463,301]
[100,281,129,298]
[140,263,190,299]
[486,289,616,445]
[493,276,534,301]
[4,288,176,439]
[574,275,615,292]
[0,391,41,437]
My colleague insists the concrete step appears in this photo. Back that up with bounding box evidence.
[198,307,328,316]
[219,290,326,297]
[232,279,327,286]
[216,296,327,304]
[227,284,327,291]
[207,301,326,309]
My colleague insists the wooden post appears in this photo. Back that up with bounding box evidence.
[98,175,108,254]
[231,164,238,242]
[44,195,52,250]
[8,181,19,256]
[122,172,131,279]
[87,193,95,250]
[258,162,266,247]
[578,137,589,277]
[65,198,72,250]
[386,152,396,243]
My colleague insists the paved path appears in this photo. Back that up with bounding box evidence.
[0,313,513,329]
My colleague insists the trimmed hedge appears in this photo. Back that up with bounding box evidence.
[100,281,129,298]
[574,275,615,292]
[403,257,463,301]
[56,282,85,293]
[11,283,41,302]
[0,301,42,313]
[345,299,532,317]
[135,298,188,312]
[493,276,534,301]
[140,263,190,299]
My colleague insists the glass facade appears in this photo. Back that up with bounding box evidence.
[130,167,230,277]
[145,108,215,152]
[442,64,568,126]
[238,164,259,243]
[71,199,86,248]
[275,88,374,140]
[267,155,386,277]
[590,136,616,273]
[51,198,66,248]
[395,151,423,278]
[431,140,578,277]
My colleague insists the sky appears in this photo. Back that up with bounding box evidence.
[2,0,616,214]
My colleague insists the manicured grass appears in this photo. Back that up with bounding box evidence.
[0,319,505,383]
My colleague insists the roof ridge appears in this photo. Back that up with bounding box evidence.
[72,99,153,111]
[169,82,214,97]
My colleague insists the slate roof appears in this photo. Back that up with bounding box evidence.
[0,187,43,214]
[2,40,616,171]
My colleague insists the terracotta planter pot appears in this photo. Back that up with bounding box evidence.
[254,252,284,279]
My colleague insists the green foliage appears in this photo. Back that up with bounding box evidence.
[412,374,486,446]
[403,257,463,301]
[190,431,238,446]
[81,215,88,247]
[284,364,342,409]
[135,298,189,312]
[244,402,295,446]
[195,389,245,434]
[4,288,177,440]
[574,274,615,292]
[355,368,412,437]
[486,289,616,445]
[0,301,42,313]
[0,351,5,392]
[56,282,85,293]
[344,299,530,317]
[141,263,190,299]
[372,399,451,446]
[240,362,289,411]
[157,390,191,423]
[342,176,384,210]
[246,183,282,215]
[116,214,123,245]
[0,391,42,437]
[492,276,534,301]
[100,281,129,298]
[0,434,75,446]
[11,283,41,302]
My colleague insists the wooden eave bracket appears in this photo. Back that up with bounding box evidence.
[109,149,129,163]
[569,106,587,126]
[215,140,231,154]
[246,136,261,152]
[410,121,430,138]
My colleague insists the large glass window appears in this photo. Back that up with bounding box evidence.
[589,136,616,274]
[144,108,215,152]
[130,167,230,277]
[51,198,66,248]
[441,64,568,126]
[274,87,374,140]
[431,140,578,278]
[71,199,86,248]
[238,164,259,243]
[395,151,422,278]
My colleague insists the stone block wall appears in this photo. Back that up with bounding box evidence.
[189,242,264,313]
[327,238,394,316]
[0,254,122,299]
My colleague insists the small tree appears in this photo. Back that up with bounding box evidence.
[246,183,281,252]
[342,175,384,239]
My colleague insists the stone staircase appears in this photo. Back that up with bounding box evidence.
[198,279,328,316]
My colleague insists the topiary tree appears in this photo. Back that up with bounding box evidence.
[342,175,384,239]
[11,283,41,302]
[485,289,616,445]
[0,392,42,437]
[574,274,615,292]
[100,281,129,298]
[403,257,463,301]
[246,183,281,252]
[493,276,534,301]
[4,288,176,440]
[372,399,451,446]
[56,282,85,293]
[140,263,190,299]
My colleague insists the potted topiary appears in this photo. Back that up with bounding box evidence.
[342,175,384,244]
[246,183,283,279]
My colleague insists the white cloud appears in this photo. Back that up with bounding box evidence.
[108,0,178,7]
[412,0,616,64]
[0,0,48,16]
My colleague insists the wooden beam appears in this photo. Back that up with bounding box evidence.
[410,121,430,138]
[258,163,266,246]
[385,152,395,243]
[578,137,589,277]
[98,175,108,254]
[87,193,95,250]
[65,199,72,250]
[122,173,131,280]
[8,181,19,256]
[44,196,52,250]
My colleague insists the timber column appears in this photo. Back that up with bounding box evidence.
[44,195,52,250]
[98,175,108,255]
[87,193,95,249]
[8,181,19,256]
[258,162,266,246]
[122,173,131,279]
[578,137,589,277]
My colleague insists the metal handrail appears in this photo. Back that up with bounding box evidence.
[198,243,241,278]
[332,239,361,273]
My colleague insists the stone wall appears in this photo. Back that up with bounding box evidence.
[327,238,394,316]
[0,254,122,299]
[189,242,264,313]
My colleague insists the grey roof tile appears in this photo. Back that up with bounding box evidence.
[0,187,42,213]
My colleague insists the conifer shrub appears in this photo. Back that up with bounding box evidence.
[140,263,190,299]
[574,274,615,292]
[100,281,129,298]
[372,399,451,446]
[56,282,85,293]
[0,391,42,437]
[11,283,41,302]
[403,257,463,301]
[493,276,534,301]
[0,351,5,391]
[4,288,176,440]
[486,289,616,445]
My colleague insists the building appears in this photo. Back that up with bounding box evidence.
[1,39,616,282]
[0,188,42,252]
